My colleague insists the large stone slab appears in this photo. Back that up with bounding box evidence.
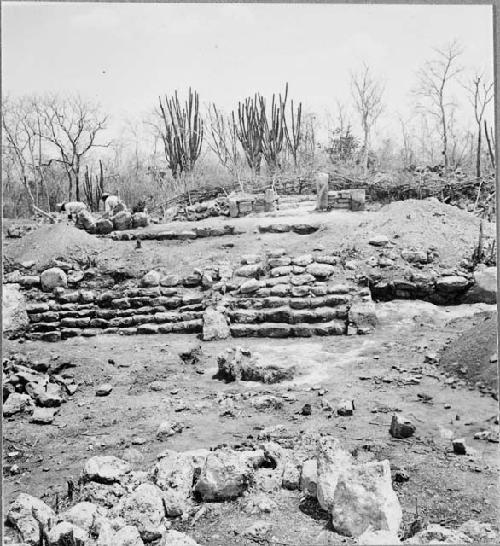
[202,308,230,340]
[3,283,28,336]
[330,460,402,538]
[316,437,353,511]
[193,449,253,501]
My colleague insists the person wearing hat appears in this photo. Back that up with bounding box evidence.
[101,193,126,214]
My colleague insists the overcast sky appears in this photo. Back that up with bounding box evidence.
[2,2,495,142]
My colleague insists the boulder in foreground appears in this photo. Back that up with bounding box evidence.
[331,460,402,538]
[215,347,294,383]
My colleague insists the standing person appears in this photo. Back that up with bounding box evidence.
[101,193,126,214]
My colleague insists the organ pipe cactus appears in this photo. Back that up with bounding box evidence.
[232,95,264,175]
[260,85,287,172]
[158,88,204,178]
[232,83,303,175]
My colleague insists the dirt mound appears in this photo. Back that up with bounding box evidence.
[4,223,109,269]
[439,311,498,392]
[368,198,494,265]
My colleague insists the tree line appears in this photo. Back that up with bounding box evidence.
[2,40,495,218]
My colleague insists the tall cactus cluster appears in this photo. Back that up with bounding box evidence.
[158,88,203,179]
[83,159,104,211]
[232,95,264,174]
[156,85,302,179]
[232,83,303,175]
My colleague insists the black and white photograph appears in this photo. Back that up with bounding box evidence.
[1,1,498,545]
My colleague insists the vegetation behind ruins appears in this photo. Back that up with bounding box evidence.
[2,41,495,220]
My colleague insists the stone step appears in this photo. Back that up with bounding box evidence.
[108,224,240,241]
[230,320,346,337]
[28,319,204,342]
[228,306,347,324]
[258,223,320,235]
[29,310,204,330]
[232,294,351,309]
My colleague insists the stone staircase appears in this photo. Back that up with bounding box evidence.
[21,248,376,342]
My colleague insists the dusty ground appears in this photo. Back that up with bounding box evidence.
[4,198,494,278]
[3,301,499,545]
[3,199,498,544]
[440,312,498,392]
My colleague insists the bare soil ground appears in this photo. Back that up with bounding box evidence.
[440,311,498,391]
[3,302,499,545]
[4,198,493,278]
[3,199,498,544]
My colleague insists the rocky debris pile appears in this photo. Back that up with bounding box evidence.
[359,236,475,304]
[404,521,500,544]
[2,353,77,433]
[4,444,275,545]
[6,223,39,238]
[172,197,231,222]
[258,222,320,235]
[4,433,499,545]
[3,256,91,291]
[74,209,150,236]
[109,224,240,242]
[215,347,295,383]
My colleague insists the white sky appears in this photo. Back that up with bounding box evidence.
[2,2,495,143]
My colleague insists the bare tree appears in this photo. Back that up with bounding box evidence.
[398,115,416,169]
[2,96,54,219]
[207,103,241,181]
[464,73,494,177]
[350,63,385,174]
[415,40,463,171]
[484,120,495,169]
[35,95,109,201]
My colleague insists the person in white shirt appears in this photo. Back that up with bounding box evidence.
[56,201,87,221]
[101,193,126,214]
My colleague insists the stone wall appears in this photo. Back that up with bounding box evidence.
[16,249,376,342]
[7,242,480,342]
[327,189,366,211]
[109,224,240,241]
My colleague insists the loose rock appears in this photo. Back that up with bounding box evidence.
[194,449,253,501]
[121,483,166,542]
[83,456,131,483]
[389,415,416,439]
[40,268,67,291]
[7,493,56,545]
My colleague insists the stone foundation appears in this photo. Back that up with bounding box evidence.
[17,249,376,341]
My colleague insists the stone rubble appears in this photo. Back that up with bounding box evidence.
[4,430,498,546]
